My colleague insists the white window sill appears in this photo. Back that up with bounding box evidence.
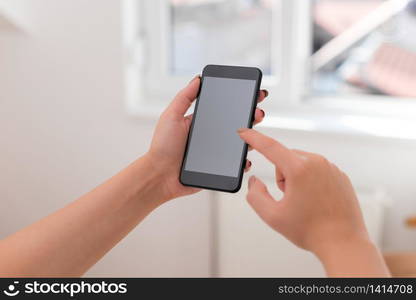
[260,95,416,141]
[259,112,416,141]
[127,94,416,142]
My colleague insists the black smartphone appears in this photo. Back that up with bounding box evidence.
[180,65,262,193]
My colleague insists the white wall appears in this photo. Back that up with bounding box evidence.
[0,0,416,277]
[0,0,211,277]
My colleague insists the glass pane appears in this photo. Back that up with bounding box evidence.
[312,0,416,98]
[170,0,273,75]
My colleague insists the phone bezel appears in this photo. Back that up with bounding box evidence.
[179,64,263,193]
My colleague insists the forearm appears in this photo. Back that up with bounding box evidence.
[314,236,391,277]
[0,154,164,277]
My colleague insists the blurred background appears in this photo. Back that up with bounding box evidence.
[1,0,416,277]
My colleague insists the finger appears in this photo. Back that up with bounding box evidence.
[257,89,269,103]
[246,176,282,226]
[165,75,200,118]
[244,160,252,172]
[186,187,202,195]
[292,149,314,159]
[330,161,340,171]
[275,167,285,192]
[249,108,265,149]
[184,113,193,127]
[253,108,265,126]
[292,149,332,169]
[238,129,298,173]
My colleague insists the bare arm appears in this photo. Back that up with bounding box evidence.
[0,77,268,277]
[238,129,390,277]
[312,235,389,277]
[0,155,164,277]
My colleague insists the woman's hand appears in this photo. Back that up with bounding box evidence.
[0,77,270,277]
[146,76,268,202]
[238,129,390,277]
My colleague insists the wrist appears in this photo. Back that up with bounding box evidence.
[138,151,182,203]
[128,154,171,208]
[312,233,389,277]
[312,233,372,262]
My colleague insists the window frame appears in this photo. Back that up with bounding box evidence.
[122,0,416,140]
[123,0,310,114]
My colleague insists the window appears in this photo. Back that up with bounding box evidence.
[170,0,274,76]
[123,0,416,138]
[123,0,290,115]
[311,0,416,99]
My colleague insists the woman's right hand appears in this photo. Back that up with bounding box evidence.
[238,129,390,277]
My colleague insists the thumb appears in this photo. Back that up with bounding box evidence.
[165,75,200,118]
[246,176,282,227]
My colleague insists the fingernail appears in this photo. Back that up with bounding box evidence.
[260,109,265,117]
[237,128,248,134]
[189,75,200,84]
[248,160,252,167]
[248,176,256,188]
[263,90,269,97]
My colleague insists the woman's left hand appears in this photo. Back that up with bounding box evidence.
[145,75,269,202]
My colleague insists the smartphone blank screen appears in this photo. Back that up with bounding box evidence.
[183,76,256,177]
